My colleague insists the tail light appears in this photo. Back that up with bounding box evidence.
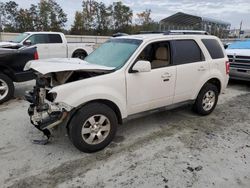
[34,51,39,60]
[226,61,230,75]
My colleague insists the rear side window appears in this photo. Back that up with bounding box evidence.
[202,39,224,59]
[48,34,63,43]
[171,40,204,65]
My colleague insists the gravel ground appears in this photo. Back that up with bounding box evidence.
[0,80,250,188]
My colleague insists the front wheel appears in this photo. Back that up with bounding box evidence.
[193,83,219,115]
[69,103,118,153]
[0,73,14,104]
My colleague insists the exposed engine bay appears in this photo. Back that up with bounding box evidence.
[42,70,103,86]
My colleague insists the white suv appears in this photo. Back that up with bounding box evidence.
[25,31,229,152]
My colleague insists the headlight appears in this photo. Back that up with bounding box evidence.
[46,92,57,102]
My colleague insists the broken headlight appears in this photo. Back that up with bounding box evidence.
[46,92,57,102]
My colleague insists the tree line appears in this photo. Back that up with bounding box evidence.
[0,0,159,35]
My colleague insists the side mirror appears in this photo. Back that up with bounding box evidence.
[23,40,32,46]
[132,60,151,73]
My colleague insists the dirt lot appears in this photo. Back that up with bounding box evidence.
[0,80,250,188]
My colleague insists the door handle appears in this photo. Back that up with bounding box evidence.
[162,73,171,82]
[198,66,206,71]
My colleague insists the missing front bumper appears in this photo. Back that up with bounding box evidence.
[28,105,67,130]
[25,88,72,132]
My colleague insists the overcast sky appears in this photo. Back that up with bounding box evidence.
[2,0,250,30]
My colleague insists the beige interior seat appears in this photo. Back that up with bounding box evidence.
[151,47,169,69]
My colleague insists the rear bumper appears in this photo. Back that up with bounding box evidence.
[222,75,229,93]
[14,70,36,82]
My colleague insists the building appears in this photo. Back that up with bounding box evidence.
[159,12,231,38]
[229,29,250,38]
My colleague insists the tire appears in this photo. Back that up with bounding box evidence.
[0,73,14,104]
[69,103,118,153]
[72,50,87,60]
[193,83,219,115]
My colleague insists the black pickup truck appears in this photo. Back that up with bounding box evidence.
[0,45,38,104]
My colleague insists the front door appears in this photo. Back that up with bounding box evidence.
[47,34,67,58]
[126,41,176,115]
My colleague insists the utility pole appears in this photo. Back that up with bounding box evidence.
[239,20,242,39]
[0,14,2,42]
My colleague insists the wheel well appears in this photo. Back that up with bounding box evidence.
[206,78,221,93]
[0,66,15,81]
[72,49,87,58]
[86,99,123,124]
[66,99,123,132]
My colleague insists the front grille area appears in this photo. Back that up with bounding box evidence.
[228,55,250,70]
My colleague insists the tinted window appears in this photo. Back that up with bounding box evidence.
[171,40,204,65]
[202,39,224,59]
[48,34,63,43]
[27,34,49,44]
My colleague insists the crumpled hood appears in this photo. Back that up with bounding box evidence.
[24,58,115,75]
[226,49,250,56]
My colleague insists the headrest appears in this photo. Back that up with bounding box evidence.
[155,47,168,60]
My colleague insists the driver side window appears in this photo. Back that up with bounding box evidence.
[25,34,49,45]
[136,41,171,69]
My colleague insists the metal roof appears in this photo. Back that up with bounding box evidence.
[160,12,230,26]
[202,17,230,26]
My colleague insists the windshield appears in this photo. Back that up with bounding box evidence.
[228,40,250,49]
[11,33,30,43]
[84,38,142,69]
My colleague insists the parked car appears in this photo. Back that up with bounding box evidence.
[0,45,38,104]
[0,32,94,59]
[223,42,231,49]
[226,40,250,81]
[25,31,229,152]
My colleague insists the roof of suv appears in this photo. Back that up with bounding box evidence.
[25,31,62,35]
[117,33,219,42]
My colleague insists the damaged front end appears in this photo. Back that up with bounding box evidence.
[25,75,73,141]
[24,58,115,143]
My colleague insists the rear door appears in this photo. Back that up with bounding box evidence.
[171,39,209,103]
[47,34,67,58]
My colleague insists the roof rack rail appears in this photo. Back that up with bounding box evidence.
[112,32,129,37]
[164,30,210,35]
[138,31,164,34]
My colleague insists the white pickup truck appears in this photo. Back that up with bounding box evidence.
[0,32,95,59]
[226,40,250,81]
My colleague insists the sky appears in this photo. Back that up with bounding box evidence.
[1,0,250,30]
